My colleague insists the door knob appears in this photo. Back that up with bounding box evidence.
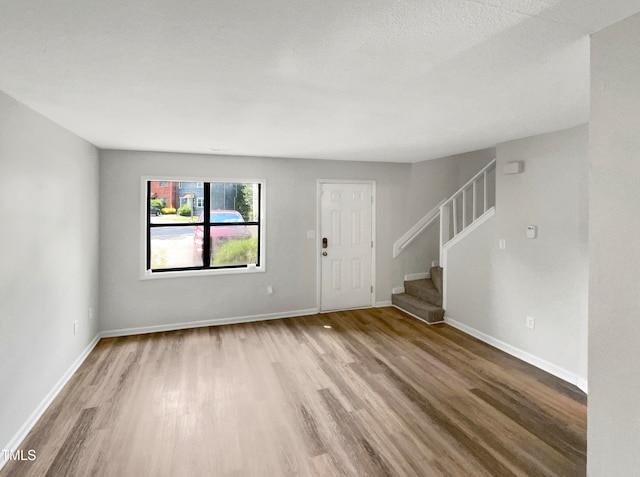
[322,251,328,256]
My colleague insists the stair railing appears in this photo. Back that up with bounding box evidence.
[393,159,496,261]
[393,198,447,258]
[439,159,496,259]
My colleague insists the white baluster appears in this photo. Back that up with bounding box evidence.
[472,180,477,220]
[483,171,488,213]
[453,197,458,235]
[462,189,467,229]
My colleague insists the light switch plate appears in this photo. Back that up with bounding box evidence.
[526,225,538,239]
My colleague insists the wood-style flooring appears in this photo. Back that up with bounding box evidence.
[1,307,587,477]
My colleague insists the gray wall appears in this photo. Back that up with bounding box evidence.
[0,91,99,453]
[99,151,413,332]
[445,125,588,385]
[98,150,489,333]
[100,150,493,331]
[589,12,640,475]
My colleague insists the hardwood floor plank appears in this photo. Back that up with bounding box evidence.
[43,407,97,477]
[1,308,586,477]
[372,356,520,477]
[271,362,327,458]
[318,388,393,477]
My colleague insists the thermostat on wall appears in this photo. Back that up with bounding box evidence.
[526,225,538,239]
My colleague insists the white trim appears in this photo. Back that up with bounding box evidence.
[441,207,496,309]
[100,308,319,338]
[392,305,444,325]
[405,272,430,281]
[392,198,446,258]
[391,286,405,295]
[577,377,588,394]
[319,305,372,314]
[0,334,102,471]
[445,316,587,392]
[375,300,392,307]
[141,266,265,280]
[317,180,376,312]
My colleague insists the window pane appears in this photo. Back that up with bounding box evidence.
[210,182,259,221]
[149,181,204,224]
[150,226,202,269]
[210,225,258,267]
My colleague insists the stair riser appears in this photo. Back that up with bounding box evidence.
[404,281,442,307]
[430,266,443,296]
[392,294,444,324]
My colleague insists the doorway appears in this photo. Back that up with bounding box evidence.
[318,181,375,311]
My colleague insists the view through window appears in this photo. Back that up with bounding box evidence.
[147,181,261,272]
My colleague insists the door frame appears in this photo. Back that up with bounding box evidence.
[316,179,376,312]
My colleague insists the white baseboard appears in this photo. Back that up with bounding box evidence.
[1,334,102,471]
[577,377,588,394]
[391,286,404,295]
[375,300,392,307]
[445,317,587,393]
[405,272,430,281]
[100,308,320,338]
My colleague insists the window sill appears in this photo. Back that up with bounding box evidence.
[140,265,265,280]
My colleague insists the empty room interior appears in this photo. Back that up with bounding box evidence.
[1,1,639,476]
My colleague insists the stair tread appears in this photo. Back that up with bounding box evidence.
[393,292,442,310]
[404,278,442,307]
[392,293,444,324]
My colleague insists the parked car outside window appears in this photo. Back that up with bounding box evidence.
[193,210,252,257]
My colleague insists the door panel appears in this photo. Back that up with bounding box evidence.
[320,183,373,311]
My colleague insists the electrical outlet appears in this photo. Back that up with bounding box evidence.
[266,285,273,295]
[73,320,78,335]
[499,239,506,250]
[526,316,535,330]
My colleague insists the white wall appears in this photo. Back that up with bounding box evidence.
[589,12,640,476]
[0,91,99,457]
[445,125,588,386]
[98,151,416,332]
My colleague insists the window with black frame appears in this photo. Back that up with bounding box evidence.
[146,180,261,272]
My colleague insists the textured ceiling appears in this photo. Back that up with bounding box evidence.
[1,0,640,162]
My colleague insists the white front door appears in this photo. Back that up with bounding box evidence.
[320,182,374,311]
